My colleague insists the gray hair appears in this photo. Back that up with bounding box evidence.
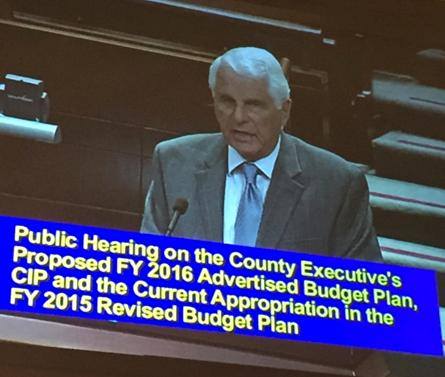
[208,47,291,108]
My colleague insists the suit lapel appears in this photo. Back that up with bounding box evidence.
[194,137,227,242]
[256,134,306,248]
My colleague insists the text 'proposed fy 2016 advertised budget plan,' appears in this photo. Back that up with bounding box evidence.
[0,215,442,356]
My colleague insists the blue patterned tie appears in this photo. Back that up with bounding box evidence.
[234,163,263,246]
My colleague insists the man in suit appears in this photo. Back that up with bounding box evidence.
[141,47,381,261]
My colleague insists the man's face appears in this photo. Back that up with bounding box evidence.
[213,67,291,161]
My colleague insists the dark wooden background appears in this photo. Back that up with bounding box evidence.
[1,1,445,375]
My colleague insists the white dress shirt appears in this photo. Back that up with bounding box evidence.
[223,137,281,244]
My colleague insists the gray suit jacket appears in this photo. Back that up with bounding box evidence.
[141,132,381,261]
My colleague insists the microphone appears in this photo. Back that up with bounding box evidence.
[165,198,189,236]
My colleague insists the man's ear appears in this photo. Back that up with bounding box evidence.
[280,98,292,129]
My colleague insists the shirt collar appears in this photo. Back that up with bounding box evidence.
[227,135,281,179]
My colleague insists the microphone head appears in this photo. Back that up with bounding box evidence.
[173,198,188,215]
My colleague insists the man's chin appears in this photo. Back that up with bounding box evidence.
[230,143,261,161]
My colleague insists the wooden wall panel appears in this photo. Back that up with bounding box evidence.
[0,24,214,133]
[0,135,140,211]
[0,21,218,228]
[0,193,141,230]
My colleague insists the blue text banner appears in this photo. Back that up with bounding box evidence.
[0,215,442,356]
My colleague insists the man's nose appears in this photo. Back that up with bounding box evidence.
[233,104,248,123]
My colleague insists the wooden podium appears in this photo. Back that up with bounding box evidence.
[0,314,391,377]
